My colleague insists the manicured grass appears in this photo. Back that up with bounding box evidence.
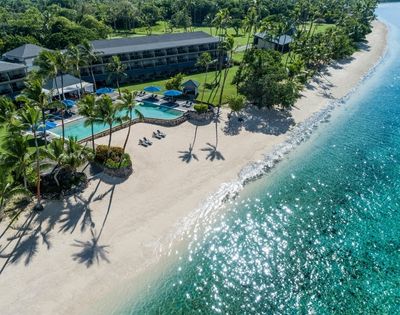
[122,66,239,105]
[110,23,250,49]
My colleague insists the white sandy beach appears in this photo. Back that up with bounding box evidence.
[0,21,387,315]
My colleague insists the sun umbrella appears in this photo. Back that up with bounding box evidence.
[38,121,57,131]
[96,87,115,95]
[144,86,162,93]
[163,90,182,97]
[62,99,76,108]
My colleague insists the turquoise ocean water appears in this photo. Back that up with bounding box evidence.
[117,5,400,314]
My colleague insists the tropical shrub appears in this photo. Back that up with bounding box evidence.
[194,104,209,114]
[95,145,124,164]
[165,73,184,90]
[105,153,132,169]
[95,145,131,169]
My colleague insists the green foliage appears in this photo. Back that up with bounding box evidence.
[95,145,131,169]
[165,73,184,91]
[227,95,246,113]
[105,153,131,169]
[193,104,209,114]
[234,49,299,109]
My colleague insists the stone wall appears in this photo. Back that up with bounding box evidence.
[78,114,188,144]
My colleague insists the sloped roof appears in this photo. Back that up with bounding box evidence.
[91,31,219,56]
[255,32,293,45]
[44,74,82,90]
[182,79,200,87]
[0,61,26,73]
[3,44,48,59]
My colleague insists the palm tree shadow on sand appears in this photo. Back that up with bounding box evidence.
[72,229,110,268]
[178,125,200,163]
[178,144,199,163]
[70,177,119,268]
[201,142,225,161]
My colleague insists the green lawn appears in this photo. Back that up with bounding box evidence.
[110,22,250,49]
[123,66,239,105]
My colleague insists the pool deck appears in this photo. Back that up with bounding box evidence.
[135,93,195,112]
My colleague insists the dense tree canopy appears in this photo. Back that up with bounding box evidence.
[0,0,378,53]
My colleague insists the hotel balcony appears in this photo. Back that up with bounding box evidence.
[0,75,9,83]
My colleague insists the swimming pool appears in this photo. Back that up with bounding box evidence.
[50,102,183,141]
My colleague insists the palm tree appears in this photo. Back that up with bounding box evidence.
[106,56,127,97]
[217,35,235,110]
[34,50,60,99]
[0,169,30,214]
[18,106,44,211]
[0,96,17,124]
[63,137,93,174]
[2,135,32,189]
[45,138,65,187]
[66,45,85,96]
[46,137,93,187]
[78,94,97,152]
[55,50,70,100]
[20,75,55,148]
[118,90,142,153]
[196,52,212,102]
[242,6,258,52]
[79,40,100,91]
[94,95,122,155]
[212,9,231,37]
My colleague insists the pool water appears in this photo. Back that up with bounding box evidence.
[50,102,183,141]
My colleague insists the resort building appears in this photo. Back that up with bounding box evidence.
[0,61,28,97]
[2,44,49,70]
[181,79,200,98]
[82,31,220,85]
[254,32,294,53]
[43,74,94,99]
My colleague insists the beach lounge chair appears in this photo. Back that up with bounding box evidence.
[143,137,153,145]
[139,139,148,147]
[153,131,163,139]
[157,130,166,138]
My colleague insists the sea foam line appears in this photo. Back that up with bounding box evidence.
[165,42,388,252]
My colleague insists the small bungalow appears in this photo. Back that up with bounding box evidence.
[43,74,94,99]
[181,79,200,99]
[254,32,293,53]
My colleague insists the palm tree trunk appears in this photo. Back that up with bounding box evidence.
[79,74,84,97]
[117,79,121,97]
[201,69,209,102]
[244,25,253,53]
[90,64,97,91]
[54,75,60,101]
[33,131,41,206]
[60,74,66,100]
[107,124,112,156]
[122,111,132,153]
[91,123,95,152]
[61,108,65,142]
[41,108,47,149]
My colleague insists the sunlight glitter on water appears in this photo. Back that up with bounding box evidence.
[115,4,400,314]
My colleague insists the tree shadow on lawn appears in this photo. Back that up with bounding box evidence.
[224,106,295,136]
